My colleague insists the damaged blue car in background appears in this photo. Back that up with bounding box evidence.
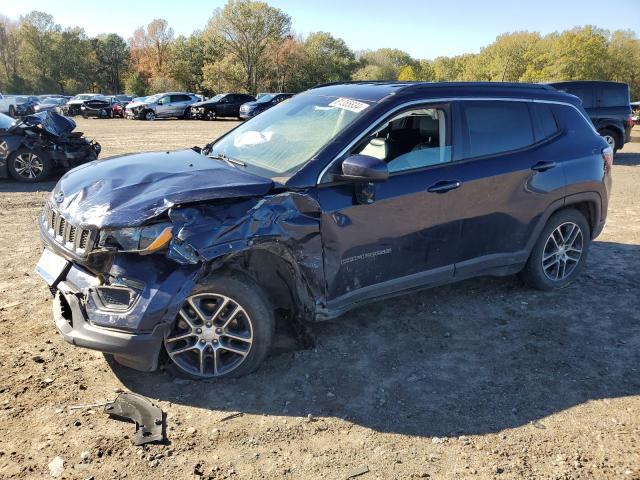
[35,82,611,379]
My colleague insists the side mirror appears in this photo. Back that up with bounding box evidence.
[339,154,389,182]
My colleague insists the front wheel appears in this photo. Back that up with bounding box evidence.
[520,209,591,291]
[205,109,217,121]
[144,110,156,121]
[8,105,15,117]
[7,148,53,183]
[164,273,274,380]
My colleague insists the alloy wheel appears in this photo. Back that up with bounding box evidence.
[541,221,583,281]
[164,293,254,378]
[145,111,155,121]
[603,135,616,149]
[13,152,44,180]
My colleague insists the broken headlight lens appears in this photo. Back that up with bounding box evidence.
[98,223,173,254]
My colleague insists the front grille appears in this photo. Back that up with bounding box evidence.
[43,203,97,256]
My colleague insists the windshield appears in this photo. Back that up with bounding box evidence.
[208,93,370,180]
[14,96,27,104]
[73,94,93,100]
[206,94,224,103]
[42,98,58,104]
[144,94,162,103]
[0,112,15,129]
[256,94,275,103]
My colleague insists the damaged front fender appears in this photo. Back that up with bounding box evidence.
[167,191,325,321]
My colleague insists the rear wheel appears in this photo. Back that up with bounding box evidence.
[599,128,620,153]
[7,148,53,183]
[164,273,274,380]
[520,209,591,290]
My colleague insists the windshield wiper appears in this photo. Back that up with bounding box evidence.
[207,152,246,167]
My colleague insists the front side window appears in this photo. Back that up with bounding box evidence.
[157,96,169,105]
[208,93,370,179]
[462,101,534,158]
[351,107,451,173]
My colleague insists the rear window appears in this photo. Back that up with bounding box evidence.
[560,87,594,108]
[531,103,559,141]
[600,85,629,107]
[462,101,534,158]
[170,94,191,102]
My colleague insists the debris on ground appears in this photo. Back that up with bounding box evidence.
[103,392,166,445]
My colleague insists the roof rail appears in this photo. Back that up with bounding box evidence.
[310,81,556,91]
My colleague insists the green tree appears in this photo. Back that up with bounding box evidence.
[124,71,148,96]
[206,0,291,94]
[93,33,129,93]
[356,48,416,80]
[168,33,207,92]
[297,32,356,89]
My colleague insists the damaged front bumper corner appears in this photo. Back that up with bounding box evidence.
[53,280,168,371]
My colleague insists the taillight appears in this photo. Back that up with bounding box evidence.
[602,146,613,173]
[626,114,634,128]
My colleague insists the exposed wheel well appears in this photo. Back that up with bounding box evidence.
[213,249,304,334]
[561,201,596,237]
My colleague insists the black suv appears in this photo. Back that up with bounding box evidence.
[549,81,633,152]
[191,93,256,120]
[36,82,612,380]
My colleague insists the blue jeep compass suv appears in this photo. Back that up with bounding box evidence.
[36,82,612,379]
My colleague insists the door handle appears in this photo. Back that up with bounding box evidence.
[531,161,557,172]
[427,180,462,193]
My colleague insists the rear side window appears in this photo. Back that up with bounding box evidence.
[562,87,594,108]
[600,85,629,107]
[170,94,190,102]
[462,101,534,158]
[531,103,559,141]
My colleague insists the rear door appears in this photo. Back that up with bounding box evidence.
[451,100,566,276]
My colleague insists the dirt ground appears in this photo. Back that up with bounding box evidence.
[0,118,638,480]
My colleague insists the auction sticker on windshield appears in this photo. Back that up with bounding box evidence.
[328,98,370,113]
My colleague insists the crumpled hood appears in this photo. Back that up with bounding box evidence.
[125,101,148,110]
[51,149,274,229]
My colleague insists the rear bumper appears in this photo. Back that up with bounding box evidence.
[53,280,168,371]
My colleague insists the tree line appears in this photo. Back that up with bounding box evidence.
[1,0,639,99]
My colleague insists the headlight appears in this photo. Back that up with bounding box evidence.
[98,223,173,254]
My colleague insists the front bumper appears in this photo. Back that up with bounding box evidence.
[54,280,168,371]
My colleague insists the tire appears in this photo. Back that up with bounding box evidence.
[8,105,15,117]
[7,148,53,183]
[181,107,192,120]
[520,209,591,291]
[164,272,274,380]
[599,128,620,153]
[144,110,155,121]
[205,109,217,121]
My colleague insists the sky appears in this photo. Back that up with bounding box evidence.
[1,0,638,59]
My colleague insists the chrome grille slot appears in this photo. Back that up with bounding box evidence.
[78,230,90,250]
[42,203,96,257]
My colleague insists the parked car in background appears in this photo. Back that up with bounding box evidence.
[35,82,612,379]
[114,94,133,105]
[0,93,18,117]
[191,93,256,120]
[239,93,293,119]
[62,94,106,116]
[0,111,100,182]
[81,96,125,118]
[631,101,640,125]
[38,94,66,101]
[14,96,40,116]
[34,97,68,114]
[549,81,633,152]
[125,92,199,120]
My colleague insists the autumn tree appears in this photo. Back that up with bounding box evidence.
[205,0,291,93]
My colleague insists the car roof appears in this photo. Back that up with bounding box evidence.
[548,80,629,88]
[307,81,574,104]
